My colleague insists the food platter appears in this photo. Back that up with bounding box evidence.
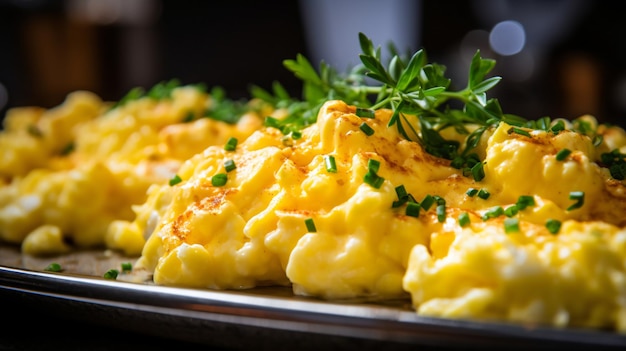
[1,245,624,350]
[2,32,626,350]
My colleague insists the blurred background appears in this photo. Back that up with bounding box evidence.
[1,0,625,126]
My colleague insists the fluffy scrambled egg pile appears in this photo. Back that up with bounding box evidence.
[130,100,626,332]
[0,84,264,256]
[2,87,626,332]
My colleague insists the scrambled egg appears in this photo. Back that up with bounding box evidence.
[133,100,626,331]
[0,85,264,256]
[2,89,626,332]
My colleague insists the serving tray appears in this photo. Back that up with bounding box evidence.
[1,245,624,350]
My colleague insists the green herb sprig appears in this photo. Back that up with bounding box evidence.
[356,33,532,176]
[110,79,181,110]
[107,33,617,184]
[253,33,528,181]
[222,33,613,184]
[204,86,249,124]
[252,55,372,138]
[600,149,626,180]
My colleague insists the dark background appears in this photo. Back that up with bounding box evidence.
[1,0,625,126]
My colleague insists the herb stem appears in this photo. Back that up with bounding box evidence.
[370,96,394,110]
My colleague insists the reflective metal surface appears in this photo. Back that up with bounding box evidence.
[1,247,625,350]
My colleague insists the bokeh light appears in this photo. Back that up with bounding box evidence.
[489,20,526,56]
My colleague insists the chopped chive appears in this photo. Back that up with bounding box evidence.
[356,107,375,118]
[450,156,465,169]
[477,189,490,199]
[169,174,182,186]
[507,127,532,138]
[360,122,375,136]
[466,188,479,197]
[574,120,593,134]
[504,205,519,217]
[556,148,572,161]
[305,218,316,232]
[567,191,584,211]
[363,171,384,189]
[465,153,480,167]
[104,269,119,280]
[44,263,62,272]
[482,206,504,221]
[406,202,421,218]
[602,149,626,180]
[264,116,280,128]
[392,198,407,208]
[536,116,551,131]
[420,195,435,211]
[364,158,384,188]
[609,162,626,181]
[392,187,415,208]
[224,159,236,172]
[516,195,535,210]
[211,173,228,187]
[224,137,238,151]
[471,162,485,181]
[504,218,520,233]
[434,196,446,206]
[601,149,619,165]
[367,159,381,173]
[324,155,337,173]
[291,131,302,140]
[121,262,132,272]
[395,185,408,199]
[436,204,446,223]
[592,135,603,147]
[458,212,470,227]
[550,120,565,134]
[545,219,562,234]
